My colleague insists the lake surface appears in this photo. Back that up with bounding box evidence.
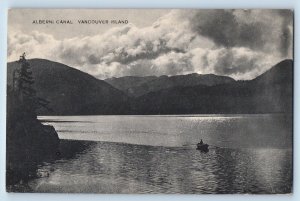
[32,114,292,193]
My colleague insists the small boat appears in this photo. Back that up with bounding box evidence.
[196,143,209,152]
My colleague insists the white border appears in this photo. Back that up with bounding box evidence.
[0,0,298,200]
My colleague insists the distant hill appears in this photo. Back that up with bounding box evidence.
[131,59,293,114]
[7,59,130,115]
[105,73,235,97]
[7,59,293,115]
[252,59,293,85]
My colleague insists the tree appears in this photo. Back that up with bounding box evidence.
[7,53,59,187]
[13,52,52,114]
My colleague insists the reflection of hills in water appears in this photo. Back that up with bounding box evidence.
[28,140,292,194]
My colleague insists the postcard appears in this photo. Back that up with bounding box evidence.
[6,9,293,194]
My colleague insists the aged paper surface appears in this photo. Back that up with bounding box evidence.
[7,9,293,193]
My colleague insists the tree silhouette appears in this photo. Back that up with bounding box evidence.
[7,53,59,187]
[13,52,52,114]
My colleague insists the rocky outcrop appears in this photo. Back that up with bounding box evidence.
[6,89,59,188]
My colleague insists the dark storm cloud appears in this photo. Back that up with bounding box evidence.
[191,10,264,49]
[280,25,292,57]
[278,10,293,57]
[190,10,293,57]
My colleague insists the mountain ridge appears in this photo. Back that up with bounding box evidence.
[131,59,293,114]
[7,58,293,115]
[105,72,236,97]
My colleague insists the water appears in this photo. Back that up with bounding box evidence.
[31,114,292,193]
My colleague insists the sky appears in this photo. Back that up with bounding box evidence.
[7,9,293,80]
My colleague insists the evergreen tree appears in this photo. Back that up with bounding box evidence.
[13,52,52,114]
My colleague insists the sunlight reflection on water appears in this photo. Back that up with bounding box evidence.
[32,114,292,193]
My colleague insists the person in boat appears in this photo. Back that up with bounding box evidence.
[199,139,203,145]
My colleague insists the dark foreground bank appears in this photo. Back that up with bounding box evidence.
[6,90,60,191]
[6,54,61,191]
[6,140,95,192]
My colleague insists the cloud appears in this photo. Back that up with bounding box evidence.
[105,38,186,65]
[152,51,194,75]
[8,9,293,80]
[277,10,293,57]
[190,47,277,80]
[189,9,293,57]
[8,30,59,60]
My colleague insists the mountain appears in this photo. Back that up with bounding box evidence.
[252,59,293,85]
[7,59,293,115]
[105,76,157,97]
[131,59,293,114]
[105,73,235,97]
[7,59,130,115]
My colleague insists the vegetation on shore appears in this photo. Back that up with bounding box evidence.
[6,53,59,189]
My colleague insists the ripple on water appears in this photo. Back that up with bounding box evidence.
[28,141,292,194]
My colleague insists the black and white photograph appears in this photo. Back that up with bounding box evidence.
[6,9,293,194]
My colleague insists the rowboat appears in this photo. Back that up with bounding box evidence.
[196,143,209,152]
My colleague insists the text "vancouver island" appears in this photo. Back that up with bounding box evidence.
[32,19,129,24]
